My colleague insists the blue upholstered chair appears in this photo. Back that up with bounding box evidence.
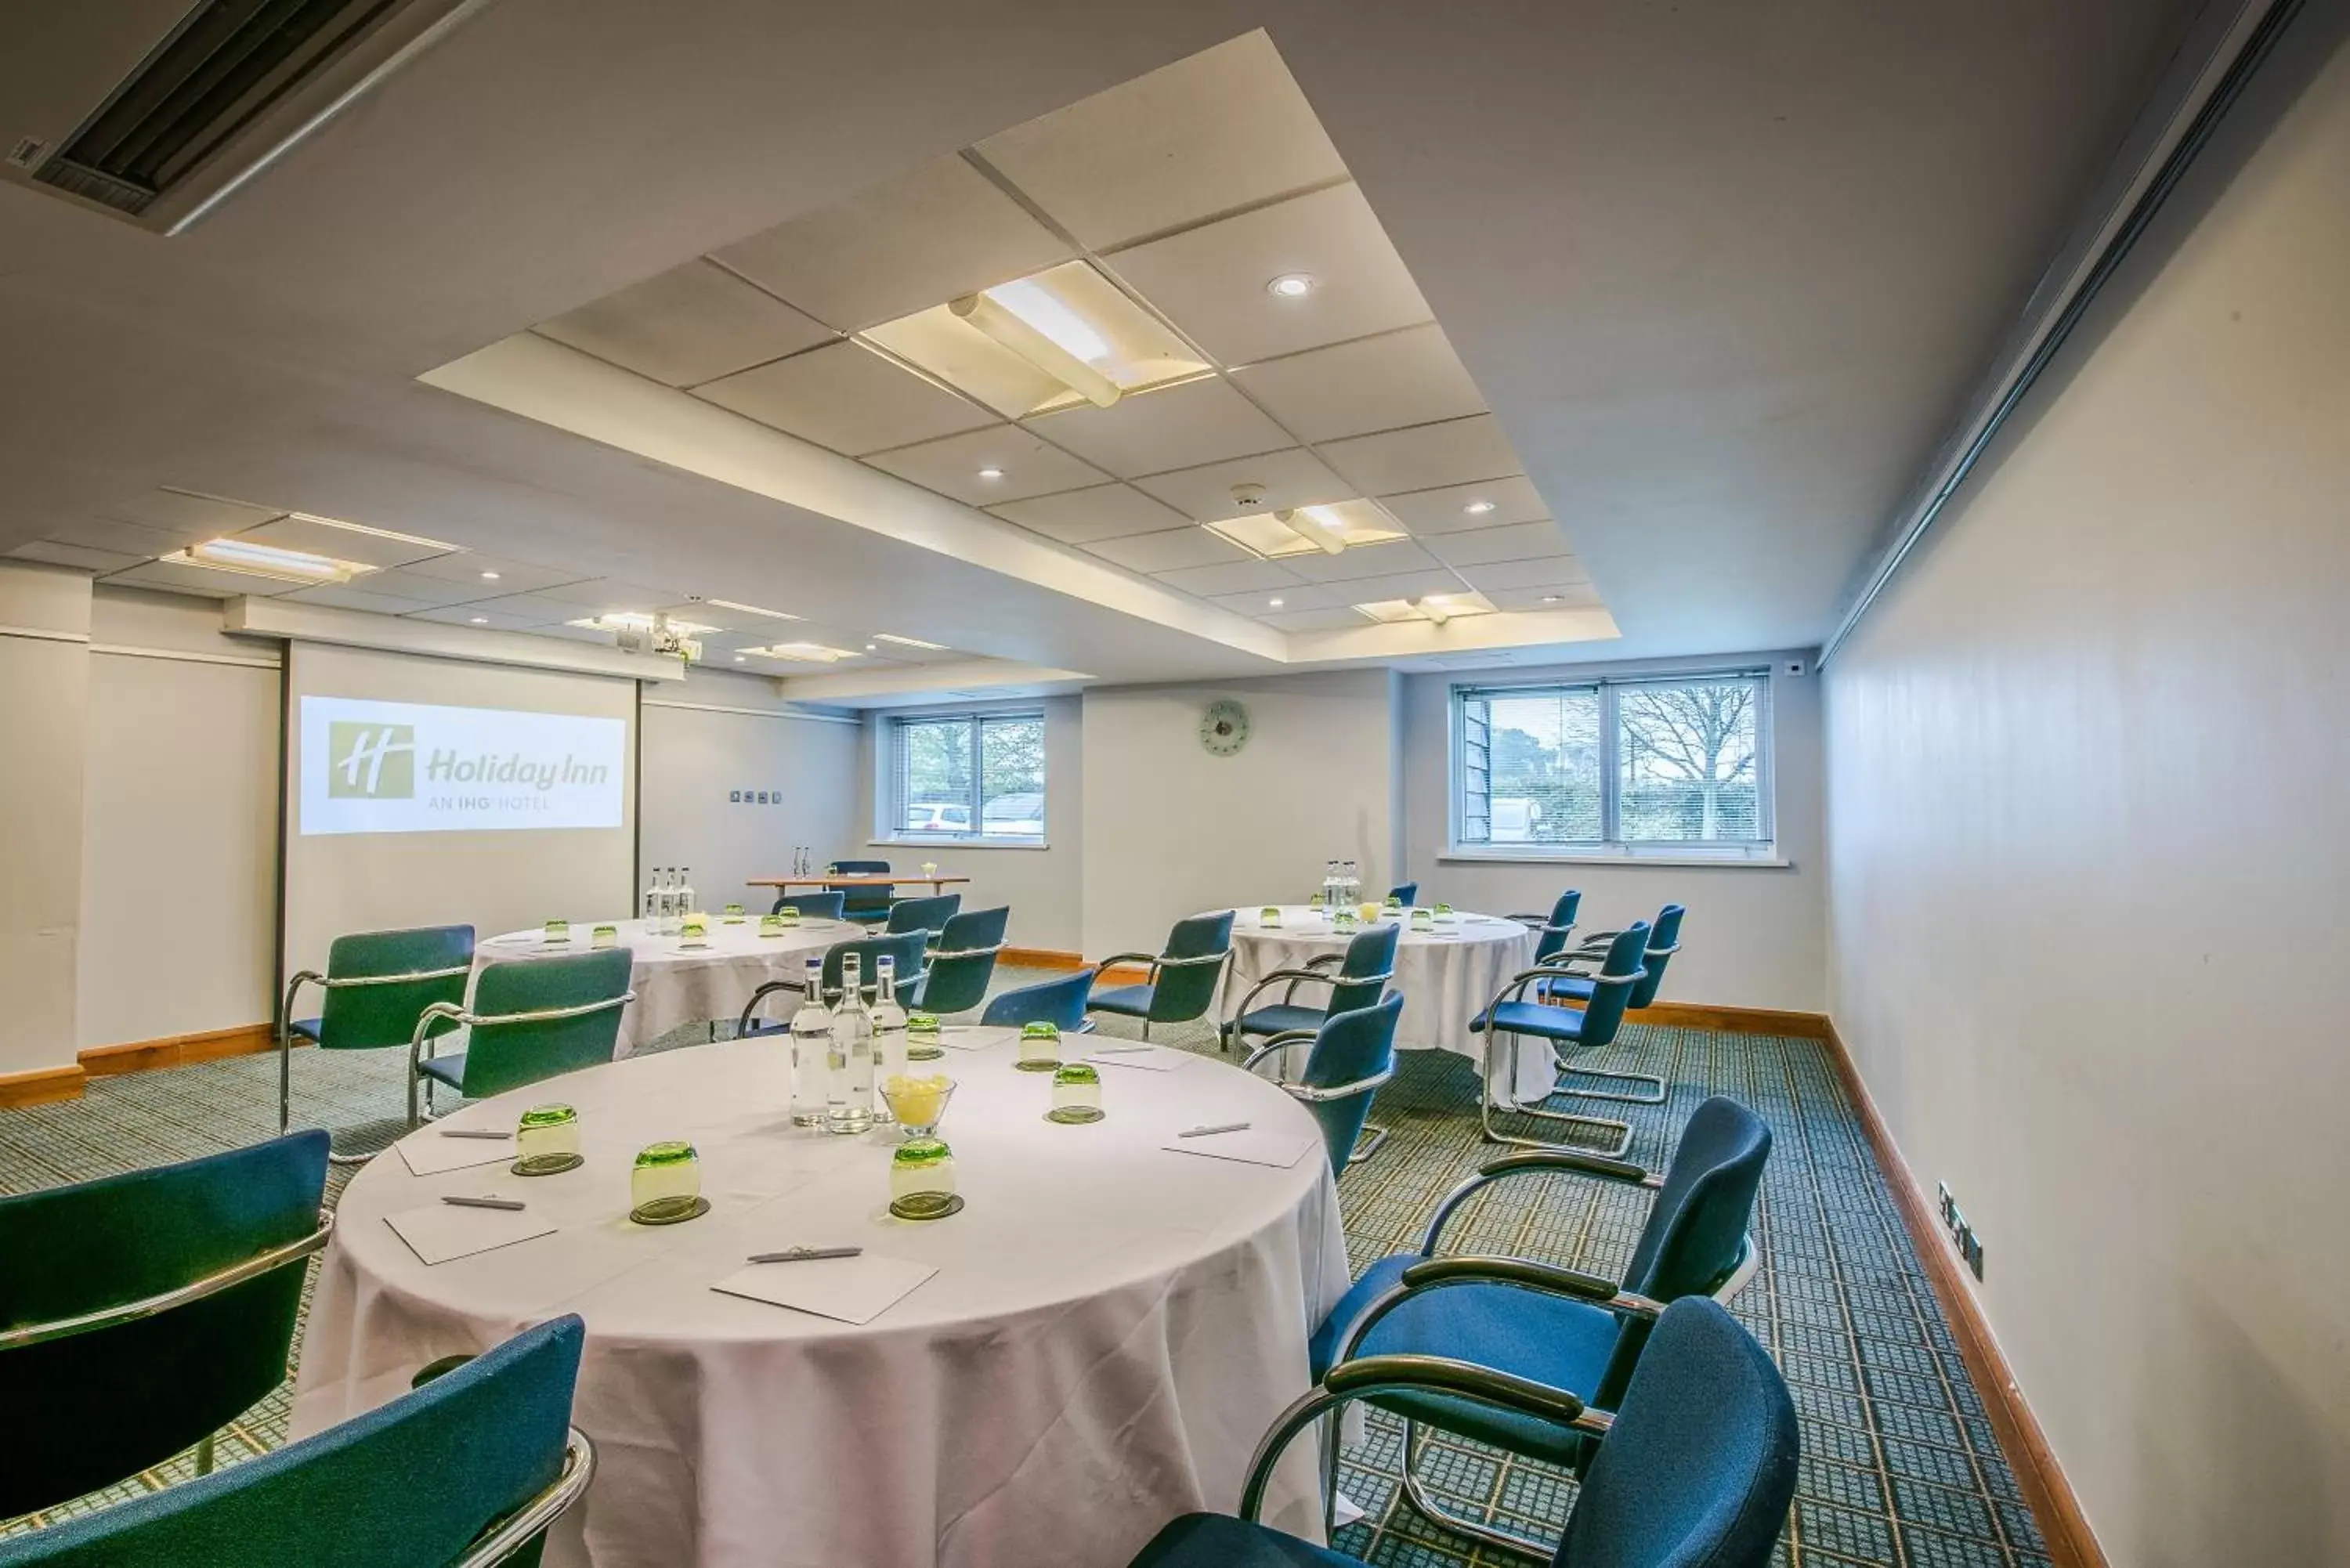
[1468,923,1650,1152]
[886,893,963,947]
[736,929,931,1038]
[1507,889,1583,963]
[410,948,634,1128]
[1534,905,1685,1109]
[830,860,895,925]
[1126,1297,1796,1568]
[981,968,1097,1032]
[1308,1097,1771,1557]
[1385,882,1419,908]
[278,924,475,1161]
[0,1132,334,1520]
[909,906,1009,1015]
[0,1316,594,1568]
[1224,923,1399,1054]
[1241,993,1402,1174]
[771,889,847,920]
[1086,912,1235,1039]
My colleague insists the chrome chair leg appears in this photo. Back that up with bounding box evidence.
[1552,1061,1667,1105]
[1347,1123,1391,1165]
[1480,1031,1632,1158]
[194,1433,216,1476]
[1398,1418,1558,1561]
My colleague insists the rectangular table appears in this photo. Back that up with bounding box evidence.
[747,874,970,891]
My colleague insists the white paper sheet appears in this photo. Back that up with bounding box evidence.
[1084,1045,1191,1072]
[932,1026,1018,1053]
[384,1202,556,1265]
[1159,1129,1318,1169]
[395,1129,518,1177]
[710,1255,938,1325]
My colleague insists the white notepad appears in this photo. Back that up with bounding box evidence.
[1084,1045,1189,1072]
[1160,1129,1317,1169]
[384,1203,555,1266]
[932,1026,1016,1053]
[710,1255,937,1325]
[396,1130,517,1177]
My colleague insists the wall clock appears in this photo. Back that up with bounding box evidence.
[1199,699,1251,757]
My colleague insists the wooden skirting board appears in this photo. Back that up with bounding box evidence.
[80,1022,277,1078]
[1821,1018,2106,1568]
[0,1063,86,1108]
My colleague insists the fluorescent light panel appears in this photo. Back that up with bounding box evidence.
[705,598,801,620]
[742,641,861,663]
[1203,499,1405,560]
[1354,591,1494,625]
[872,633,946,650]
[169,537,373,585]
[567,612,718,635]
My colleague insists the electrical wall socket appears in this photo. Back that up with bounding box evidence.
[1936,1181,1984,1281]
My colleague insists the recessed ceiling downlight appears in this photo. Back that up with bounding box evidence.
[1463,500,1496,515]
[1267,273,1315,298]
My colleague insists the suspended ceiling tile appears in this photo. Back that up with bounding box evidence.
[396,552,592,595]
[532,622,624,646]
[1152,558,1300,597]
[711,154,1072,333]
[1423,521,1575,568]
[1378,475,1551,535]
[1279,537,1441,583]
[694,341,995,457]
[1131,446,1352,522]
[356,567,518,607]
[866,426,1108,506]
[1106,184,1429,367]
[975,31,1348,251]
[535,259,835,388]
[1320,414,1521,497]
[987,483,1192,545]
[672,601,803,634]
[10,540,143,573]
[1483,583,1604,612]
[533,577,684,610]
[1450,556,1593,592]
[280,583,444,616]
[233,514,450,569]
[1231,323,1485,443]
[99,558,294,598]
[107,489,280,540]
[41,516,190,558]
[1207,583,1340,614]
[1265,605,1371,633]
[1023,377,1291,479]
[1326,568,1465,605]
[1083,526,1252,574]
[409,603,547,630]
[456,591,595,624]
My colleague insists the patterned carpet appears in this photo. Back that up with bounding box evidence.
[0,970,2048,1566]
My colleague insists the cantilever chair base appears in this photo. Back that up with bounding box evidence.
[1553,1059,1668,1106]
[1479,1038,1635,1158]
[1350,1122,1391,1165]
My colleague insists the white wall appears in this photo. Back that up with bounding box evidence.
[1822,24,2350,1564]
[642,666,862,916]
[1080,670,1401,961]
[1399,656,1827,1012]
[78,590,280,1048]
[0,565,92,1077]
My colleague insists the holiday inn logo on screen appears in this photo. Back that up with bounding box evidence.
[327,721,416,799]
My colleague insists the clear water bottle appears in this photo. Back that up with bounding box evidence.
[788,956,830,1126]
[643,867,663,930]
[656,868,677,935]
[1343,859,1360,909]
[827,954,874,1133]
[1321,859,1338,908]
[677,865,696,924]
[870,956,907,1121]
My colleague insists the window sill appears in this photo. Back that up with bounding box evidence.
[870,837,1051,852]
[1441,847,1789,869]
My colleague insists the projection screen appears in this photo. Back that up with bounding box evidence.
[282,641,638,980]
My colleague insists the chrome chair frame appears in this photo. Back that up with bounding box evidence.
[404,992,636,1129]
[1224,952,1397,1155]
[1327,1148,1757,1558]
[1475,953,1647,1155]
[0,1213,337,1477]
[1242,1028,1397,1166]
[452,1426,597,1568]
[278,963,473,1165]
[1087,948,1231,1040]
[1539,934,1683,1107]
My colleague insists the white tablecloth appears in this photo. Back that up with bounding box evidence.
[293,1033,1350,1567]
[475,918,851,1055]
[1215,905,1552,1104]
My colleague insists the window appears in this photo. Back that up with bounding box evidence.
[886,710,1047,842]
[1453,671,1771,855]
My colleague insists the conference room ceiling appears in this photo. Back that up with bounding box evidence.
[0,0,2204,695]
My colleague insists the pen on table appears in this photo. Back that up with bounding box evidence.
[438,1128,511,1140]
[1179,1122,1251,1138]
[747,1246,864,1264]
[441,1195,526,1211]
[1090,1043,1153,1054]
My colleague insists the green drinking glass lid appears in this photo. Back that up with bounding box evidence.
[1384,895,1403,907]
[892,1136,952,1166]
[519,1103,577,1128]
[634,1140,696,1168]
[1019,1021,1060,1041]
[1052,1063,1101,1086]
[908,1012,941,1035]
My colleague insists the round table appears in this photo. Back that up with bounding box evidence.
[1214,905,1552,1104]
[475,917,851,1056]
[293,1033,1350,1567]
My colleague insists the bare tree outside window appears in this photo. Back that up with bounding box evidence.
[1617,680,1760,841]
[893,711,1047,840]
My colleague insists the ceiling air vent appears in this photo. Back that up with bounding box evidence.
[13,0,492,233]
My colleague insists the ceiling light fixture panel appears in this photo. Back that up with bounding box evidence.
[169,537,373,585]
[1354,591,1494,625]
[1202,497,1404,560]
[741,641,862,663]
[704,599,801,620]
[567,611,718,636]
[873,633,947,649]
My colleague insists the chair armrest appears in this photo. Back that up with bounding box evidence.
[1241,1028,1322,1074]
[0,1212,337,1351]
[735,978,801,1035]
[1235,1354,1603,1525]
[1227,967,1340,1032]
[1303,952,1345,972]
[1332,1255,1665,1376]
[1281,1066,1394,1104]
[454,1428,598,1568]
[1091,952,1162,979]
[1420,1148,1659,1251]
